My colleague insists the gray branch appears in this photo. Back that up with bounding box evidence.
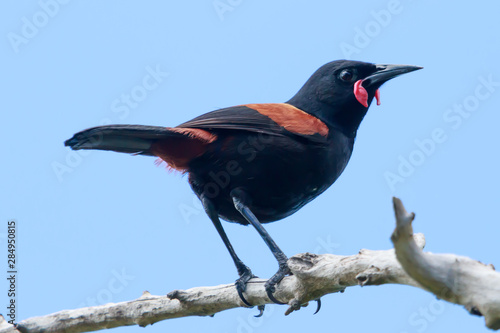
[1,198,498,332]
[391,197,500,330]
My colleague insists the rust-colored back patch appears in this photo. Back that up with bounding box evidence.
[244,103,329,137]
[151,127,217,172]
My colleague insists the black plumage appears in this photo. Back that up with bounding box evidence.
[65,60,421,307]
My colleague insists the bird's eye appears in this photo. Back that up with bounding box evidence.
[339,69,356,82]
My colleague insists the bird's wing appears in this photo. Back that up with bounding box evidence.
[177,103,329,142]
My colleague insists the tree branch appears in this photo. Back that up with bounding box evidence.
[391,197,500,330]
[1,197,498,332]
[0,236,426,332]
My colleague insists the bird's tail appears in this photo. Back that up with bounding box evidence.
[64,125,217,171]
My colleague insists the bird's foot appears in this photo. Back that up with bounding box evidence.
[265,263,291,304]
[235,266,267,317]
[235,265,258,307]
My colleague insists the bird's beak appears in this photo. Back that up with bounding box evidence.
[363,64,423,88]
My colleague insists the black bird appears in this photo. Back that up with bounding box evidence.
[65,60,421,308]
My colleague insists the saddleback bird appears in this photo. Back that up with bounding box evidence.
[65,60,421,309]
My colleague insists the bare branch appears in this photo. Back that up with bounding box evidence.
[391,197,500,330]
[3,197,499,332]
[0,236,426,332]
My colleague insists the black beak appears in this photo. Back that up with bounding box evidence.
[363,64,423,88]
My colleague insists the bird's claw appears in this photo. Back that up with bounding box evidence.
[235,267,258,307]
[235,267,268,317]
[236,285,252,307]
[254,305,265,317]
[264,263,291,305]
[313,298,322,314]
[266,287,286,305]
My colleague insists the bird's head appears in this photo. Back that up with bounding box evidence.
[288,60,422,137]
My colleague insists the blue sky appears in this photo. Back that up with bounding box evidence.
[2,1,500,332]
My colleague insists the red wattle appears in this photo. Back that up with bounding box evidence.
[354,80,368,107]
[375,89,381,106]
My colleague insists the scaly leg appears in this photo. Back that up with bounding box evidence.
[201,195,256,306]
[231,189,290,305]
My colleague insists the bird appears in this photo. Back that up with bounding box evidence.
[65,60,421,309]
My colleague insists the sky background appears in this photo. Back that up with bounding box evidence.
[2,1,500,332]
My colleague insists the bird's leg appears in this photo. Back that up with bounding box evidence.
[231,189,290,305]
[201,196,256,307]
